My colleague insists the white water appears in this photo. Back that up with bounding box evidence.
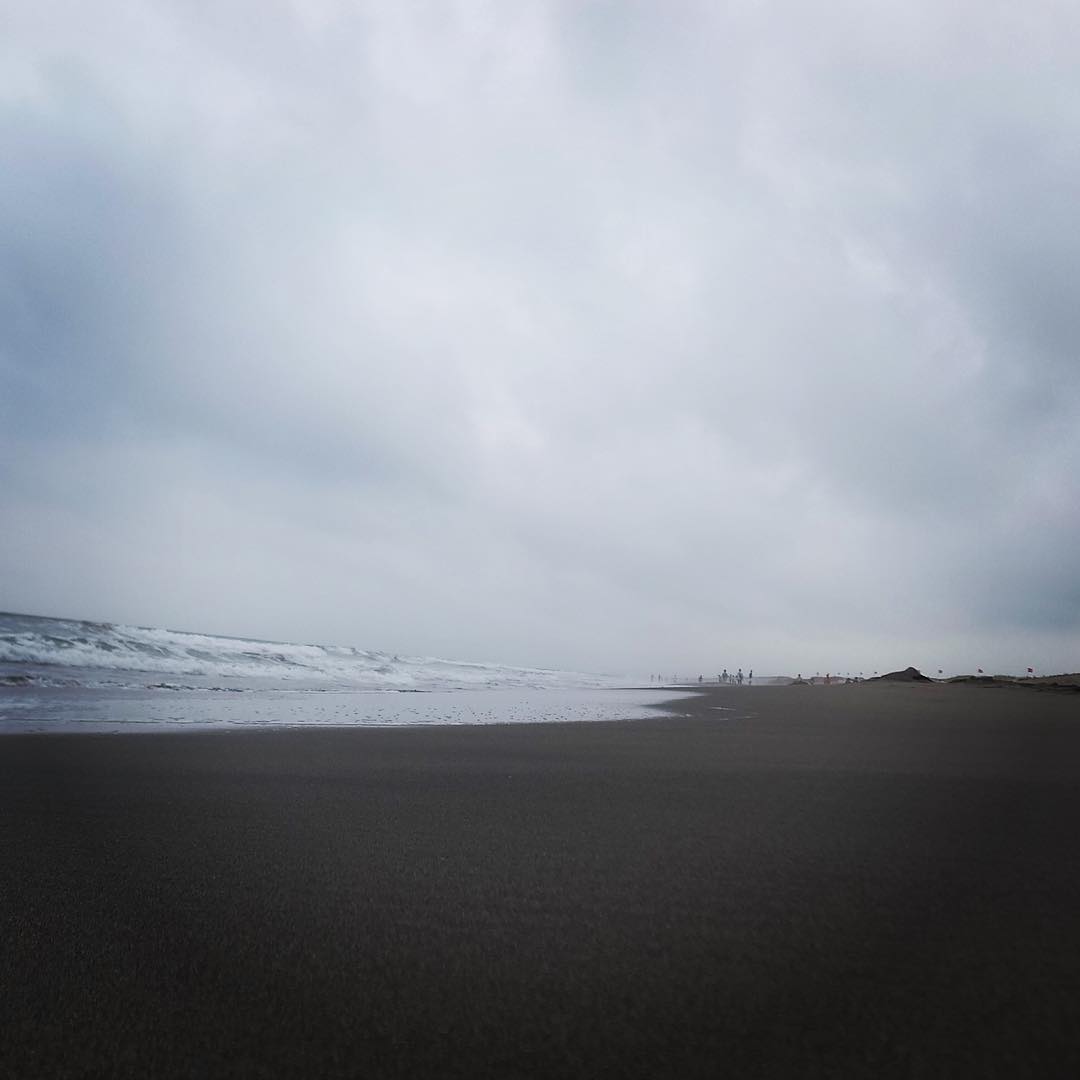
[0,613,691,732]
[0,612,630,691]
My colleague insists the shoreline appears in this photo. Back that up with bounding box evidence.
[0,685,698,736]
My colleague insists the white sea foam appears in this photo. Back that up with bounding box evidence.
[0,686,696,734]
[0,612,632,692]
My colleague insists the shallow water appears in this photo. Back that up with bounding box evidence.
[0,685,696,733]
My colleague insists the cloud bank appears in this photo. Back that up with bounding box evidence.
[3,1,1079,675]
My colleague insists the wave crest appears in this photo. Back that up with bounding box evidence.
[0,612,617,691]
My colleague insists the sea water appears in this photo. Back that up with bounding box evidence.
[0,612,689,733]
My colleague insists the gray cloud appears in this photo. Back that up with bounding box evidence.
[2,1,1079,675]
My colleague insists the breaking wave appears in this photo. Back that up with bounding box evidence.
[0,612,621,692]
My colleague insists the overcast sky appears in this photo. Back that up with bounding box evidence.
[3,1,1079,676]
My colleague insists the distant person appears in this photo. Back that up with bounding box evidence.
[737,668,743,686]
[717,674,722,685]
[722,668,729,684]
[698,674,703,684]
[748,669,753,685]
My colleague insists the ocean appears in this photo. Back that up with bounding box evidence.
[0,612,685,732]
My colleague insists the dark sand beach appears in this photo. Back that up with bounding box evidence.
[5,683,1080,1078]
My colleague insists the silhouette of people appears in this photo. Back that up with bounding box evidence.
[737,668,743,686]
[748,669,753,686]
[698,674,703,684]
[721,668,729,684]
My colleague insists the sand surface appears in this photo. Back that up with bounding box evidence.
[4,683,1080,1077]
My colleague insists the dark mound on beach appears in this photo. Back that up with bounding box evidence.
[946,673,1080,693]
[870,666,932,683]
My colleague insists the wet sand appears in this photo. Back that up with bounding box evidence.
[4,684,1080,1077]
